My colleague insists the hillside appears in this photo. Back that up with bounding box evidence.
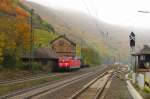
[0,0,58,68]
[22,1,109,58]
[22,1,150,63]
[0,0,58,48]
[21,1,126,62]
[0,0,29,17]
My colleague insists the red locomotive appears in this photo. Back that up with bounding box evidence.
[58,57,81,70]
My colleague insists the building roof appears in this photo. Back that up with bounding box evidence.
[22,48,59,59]
[50,35,76,45]
[132,45,150,56]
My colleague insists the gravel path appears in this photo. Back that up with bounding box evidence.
[103,72,133,99]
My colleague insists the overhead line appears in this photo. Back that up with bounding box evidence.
[81,0,105,37]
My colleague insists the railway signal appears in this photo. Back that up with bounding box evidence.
[129,32,135,52]
[129,32,136,72]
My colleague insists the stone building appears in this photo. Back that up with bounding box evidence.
[50,35,76,57]
[132,45,150,89]
[132,45,150,72]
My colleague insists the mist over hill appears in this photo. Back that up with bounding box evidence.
[22,1,150,63]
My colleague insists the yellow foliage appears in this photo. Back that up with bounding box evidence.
[0,33,6,48]
[76,44,81,57]
[0,16,31,59]
[0,0,13,14]
[16,20,31,49]
[0,32,7,63]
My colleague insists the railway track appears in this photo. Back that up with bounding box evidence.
[0,73,70,85]
[68,65,127,99]
[27,67,110,99]
[0,66,104,85]
[0,66,109,99]
[69,70,114,99]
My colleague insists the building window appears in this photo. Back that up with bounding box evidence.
[144,62,150,69]
[59,40,64,46]
[71,46,74,50]
[140,55,145,60]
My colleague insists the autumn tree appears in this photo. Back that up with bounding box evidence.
[82,48,101,65]
[0,0,14,14]
[15,6,29,18]
[0,33,6,63]
[16,19,31,52]
[0,16,31,68]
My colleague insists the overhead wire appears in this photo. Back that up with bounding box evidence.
[49,9,82,40]
[81,0,105,37]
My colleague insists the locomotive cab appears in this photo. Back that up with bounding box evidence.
[58,57,81,70]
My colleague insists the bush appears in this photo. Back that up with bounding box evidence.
[0,65,2,70]
[82,48,101,66]
[31,62,42,71]
[19,62,42,71]
[2,55,17,68]
[15,60,25,70]
[143,86,150,93]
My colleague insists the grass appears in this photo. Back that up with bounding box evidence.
[34,29,58,47]
[142,86,150,99]
[128,72,132,79]
[0,78,47,96]
[0,73,70,96]
[131,82,150,99]
[143,85,150,93]
[0,69,33,80]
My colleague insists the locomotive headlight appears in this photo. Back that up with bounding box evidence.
[65,63,68,66]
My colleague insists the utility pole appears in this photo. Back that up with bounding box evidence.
[106,32,109,64]
[29,9,34,70]
[106,32,109,40]
[80,36,84,64]
[80,39,83,58]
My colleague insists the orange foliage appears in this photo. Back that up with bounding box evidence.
[15,6,29,18]
[0,0,32,61]
[0,16,31,53]
[0,0,29,19]
[15,21,31,50]
[0,0,13,14]
[16,21,31,49]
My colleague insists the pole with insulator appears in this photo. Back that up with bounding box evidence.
[29,9,34,71]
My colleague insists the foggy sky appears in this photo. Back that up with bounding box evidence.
[27,0,150,29]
